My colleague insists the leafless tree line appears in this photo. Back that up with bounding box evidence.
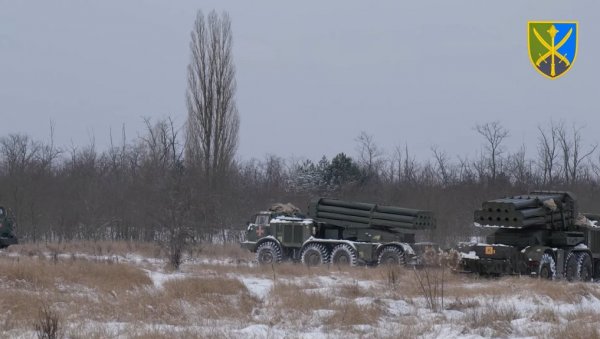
[0,120,599,246]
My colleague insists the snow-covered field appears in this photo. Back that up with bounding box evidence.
[1,242,600,338]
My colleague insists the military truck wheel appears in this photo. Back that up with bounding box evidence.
[594,260,600,281]
[256,241,282,265]
[577,252,593,282]
[330,244,358,266]
[565,251,579,282]
[538,253,556,280]
[301,243,329,266]
[377,246,405,266]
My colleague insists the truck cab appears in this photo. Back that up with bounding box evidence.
[244,212,273,242]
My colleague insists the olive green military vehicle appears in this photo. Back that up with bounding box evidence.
[0,206,17,249]
[241,198,436,266]
[458,191,600,281]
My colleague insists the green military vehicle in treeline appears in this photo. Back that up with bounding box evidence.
[241,198,436,266]
[458,191,600,281]
[0,206,18,249]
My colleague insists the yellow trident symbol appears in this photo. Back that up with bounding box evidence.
[533,25,573,76]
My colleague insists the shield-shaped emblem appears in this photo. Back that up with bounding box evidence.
[528,21,578,79]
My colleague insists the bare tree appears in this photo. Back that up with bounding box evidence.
[509,145,530,185]
[557,123,597,184]
[393,145,403,183]
[474,121,509,181]
[431,145,452,186]
[569,126,597,184]
[141,117,183,171]
[457,155,475,183]
[537,122,559,185]
[402,144,418,184]
[355,131,383,179]
[185,10,240,185]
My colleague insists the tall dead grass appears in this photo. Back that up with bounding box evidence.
[553,321,600,339]
[464,303,520,337]
[7,241,162,259]
[4,241,600,337]
[162,277,258,319]
[0,291,45,330]
[0,256,151,292]
[270,282,334,315]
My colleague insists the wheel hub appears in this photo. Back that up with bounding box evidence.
[337,255,349,264]
[308,252,320,266]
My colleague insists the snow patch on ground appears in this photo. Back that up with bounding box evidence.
[145,269,186,289]
[234,324,273,337]
[6,248,600,338]
[239,277,273,299]
[385,299,412,316]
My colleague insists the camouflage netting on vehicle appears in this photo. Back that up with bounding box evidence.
[269,203,301,216]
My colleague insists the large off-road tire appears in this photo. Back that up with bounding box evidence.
[594,260,600,281]
[377,246,405,266]
[538,253,556,280]
[301,243,329,267]
[565,251,579,282]
[330,244,358,266]
[256,241,283,265]
[577,252,593,282]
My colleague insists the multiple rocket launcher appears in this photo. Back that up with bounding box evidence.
[307,198,435,232]
[474,191,577,229]
[309,192,578,232]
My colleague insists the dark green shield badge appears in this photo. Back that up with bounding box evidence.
[528,21,578,79]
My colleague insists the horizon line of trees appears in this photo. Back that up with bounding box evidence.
[1,119,600,246]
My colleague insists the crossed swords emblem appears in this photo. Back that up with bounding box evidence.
[533,24,573,77]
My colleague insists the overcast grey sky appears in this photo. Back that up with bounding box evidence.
[1,1,598,161]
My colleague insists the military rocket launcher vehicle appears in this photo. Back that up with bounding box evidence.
[0,206,17,249]
[459,191,600,281]
[241,198,436,266]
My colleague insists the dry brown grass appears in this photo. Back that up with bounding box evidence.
[162,277,258,320]
[196,243,254,260]
[270,282,334,315]
[185,261,376,283]
[530,306,560,323]
[163,276,245,297]
[0,256,151,292]
[324,301,383,328]
[553,321,600,339]
[534,280,600,303]
[6,241,600,338]
[392,322,435,339]
[429,274,600,305]
[0,291,45,330]
[446,298,480,311]
[337,281,366,299]
[464,303,520,337]
[7,241,162,258]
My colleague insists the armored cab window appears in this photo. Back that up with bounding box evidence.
[255,214,270,226]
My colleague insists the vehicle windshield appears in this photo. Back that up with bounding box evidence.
[255,214,269,225]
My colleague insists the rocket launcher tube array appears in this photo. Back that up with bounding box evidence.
[308,198,436,230]
[474,192,575,228]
